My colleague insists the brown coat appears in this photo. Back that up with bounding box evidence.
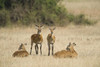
[54,50,78,58]
[47,34,55,44]
[12,44,29,57]
[31,34,43,44]
[13,50,29,57]
[54,43,78,58]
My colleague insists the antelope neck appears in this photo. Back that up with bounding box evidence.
[51,32,53,35]
[22,48,26,51]
[70,47,75,52]
[37,30,41,34]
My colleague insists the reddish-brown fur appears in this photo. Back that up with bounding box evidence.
[47,27,56,56]
[13,51,29,57]
[54,42,78,58]
[30,25,43,55]
[47,34,55,44]
[31,34,43,44]
[12,43,29,57]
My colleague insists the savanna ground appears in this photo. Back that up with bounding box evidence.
[0,0,100,67]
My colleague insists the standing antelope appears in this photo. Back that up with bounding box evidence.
[47,27,56,56]
[12,43,29,57]
[54,42,78,58]
[30,25,43,55]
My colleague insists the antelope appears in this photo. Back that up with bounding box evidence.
[47,27,56,56]
[12,43,29,57]
[53,42,78,58]
[30,25,43,55]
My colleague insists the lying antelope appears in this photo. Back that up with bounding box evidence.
[12,43,29,57]
[30,25,43,55]
[47,27,56,56]
[53,42,78,58]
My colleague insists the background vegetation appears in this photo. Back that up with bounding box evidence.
[0,0,96,27]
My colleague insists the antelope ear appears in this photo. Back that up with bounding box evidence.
[18,43,23,50]
[73,42,76,46]
[41,25,44,29]
[35,24,39,27]
[40,24,44,27]
[49,28,51,30]
[53,27,56,30]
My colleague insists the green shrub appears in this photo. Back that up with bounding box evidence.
[74,14,96,25]
[0,0,97,27]
[67,13,75,22]
[0,9,11,27]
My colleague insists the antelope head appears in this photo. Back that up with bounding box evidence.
[49,27,56,35]
[35,25,44,34]
[18,43,27,51]
[66,42,76,51]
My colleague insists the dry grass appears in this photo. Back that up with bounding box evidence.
[0,0,100,67]
[0,23,100,67]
